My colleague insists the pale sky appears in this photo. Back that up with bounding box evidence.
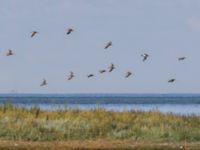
[0,0,200,93]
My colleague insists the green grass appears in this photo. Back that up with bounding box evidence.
[0,103,199,142]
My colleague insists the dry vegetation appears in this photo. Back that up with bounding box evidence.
[0,140,200,150]
[0,103,199,149]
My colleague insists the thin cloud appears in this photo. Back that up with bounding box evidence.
[187,17,200,30]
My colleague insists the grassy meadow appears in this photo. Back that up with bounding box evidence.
[0,103,199,149]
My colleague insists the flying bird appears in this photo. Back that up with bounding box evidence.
[178,57,186,61]
[68,72,75,80]
[66,28,74,35]
[99,69,106,74]
[108,63,115,72]
[125,71,132,78]
[31,31,38,38]
[6,50,13,56]
[168,79,175,83]
[141,53,149,62]
[87,74,94,78]
[104,41,112,49]
[40,79,48,86]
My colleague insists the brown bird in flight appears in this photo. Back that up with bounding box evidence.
[6,50,14,56]
[125,71,132,78]
[99,69,106,74]
[178,57,186,61]
[168,79,175,83]
[68,72,75,80]
[87,74,95,78]
[108,63,115,72]
[104,41,112,49]
[66,28,74,35]
[141,53,149,62]
[40,79,48,86]
[31,31,38,38]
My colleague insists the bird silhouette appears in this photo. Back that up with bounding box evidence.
[40,79,48,86]
[6,50,13,56]
[104,41,112,49]
[141,53,149,62]
[68,72,75,80]
[125,71,132,78]
[178,57,186,61]
[66,28,74,35]
[168,79,175,83]
[31,31,38,38]
[99,70,106,74]
[108,63,115,72]
[87,74,94,78]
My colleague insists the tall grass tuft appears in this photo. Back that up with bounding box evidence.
[46,115,49,122]
[35,108,40,118]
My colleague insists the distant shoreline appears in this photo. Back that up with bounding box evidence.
[0,95,200,115]
[1,93,200,97]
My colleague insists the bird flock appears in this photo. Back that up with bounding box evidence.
[5,28,186,87]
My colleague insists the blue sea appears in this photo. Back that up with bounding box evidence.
[0,94,200,116]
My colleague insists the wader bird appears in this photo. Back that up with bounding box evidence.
[141,53,149,62]
[68,72,75,80]
[178,57,186,61]
[40,79,48,86]
[31,31,38,38]
[99,70,106,74]
[168,79,175,83]
[6,50,13,56]
[108,63,115,72]
[66,28,74,35]
[125,71,132,78]
[87,74,94,78]
[104,41,112,49]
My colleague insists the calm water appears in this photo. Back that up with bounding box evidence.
[0,94,200,115]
